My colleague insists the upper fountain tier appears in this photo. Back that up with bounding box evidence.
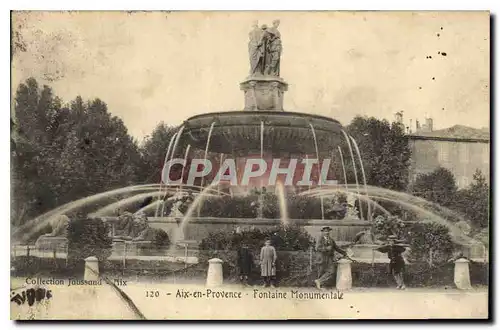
[181,110,344,155]
[180,20,346,155]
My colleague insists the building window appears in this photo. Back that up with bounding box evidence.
[459,143,469,163]
[438,143,449,163]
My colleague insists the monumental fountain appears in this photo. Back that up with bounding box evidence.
[13,19,487,263]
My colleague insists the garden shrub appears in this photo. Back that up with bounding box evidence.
[288,195,323,220]
[373,215,407,239]
[153,228,170,247]
[199,224,314,254]
[67,217,112,263]
[194,192,336,220]
[198,224,315,284]
[199,195,258,218]
[407,222,454,266]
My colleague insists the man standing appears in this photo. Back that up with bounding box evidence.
[314,227,347,289]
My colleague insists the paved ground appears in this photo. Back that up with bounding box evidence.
[10,277,488,320]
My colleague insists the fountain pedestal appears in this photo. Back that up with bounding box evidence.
[336,258,352,291]
[206,258,224,287]
[240,76,288,111]
[84,256,99,281]
[454,258,472,290]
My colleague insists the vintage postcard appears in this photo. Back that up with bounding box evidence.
[10,11,490,320]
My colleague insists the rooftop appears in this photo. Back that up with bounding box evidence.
[410,125,490,142]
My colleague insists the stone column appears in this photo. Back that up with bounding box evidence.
[206,258,223,287]
[336,258,353,291]
[84,256,100,281]
[454,258,472,290]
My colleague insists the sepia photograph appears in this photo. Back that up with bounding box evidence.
[10,10,490,320]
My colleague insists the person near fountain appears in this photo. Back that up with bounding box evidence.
[260,238,277,287]
[314,226,348,290]
[374,235,408,290]
[237,242,254,286]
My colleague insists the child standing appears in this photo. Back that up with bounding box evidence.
[260,239,277,287]
[375,235,409,289]
[237,243,254,286]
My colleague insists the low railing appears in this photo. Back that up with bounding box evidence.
[104,216,375,226]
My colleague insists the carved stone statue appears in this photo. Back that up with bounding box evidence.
[265,20,282,76]
[43,214,70,237]
[168,200,184,218]
[248,19,282,77]
[345,194,360,219]
[248,20,266,75]
[131,212,157,241]
[112,211,157,241]
[34,214,70,250]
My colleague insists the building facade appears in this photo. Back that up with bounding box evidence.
[408,124,490,189]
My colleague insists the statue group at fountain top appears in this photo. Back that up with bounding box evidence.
[248,19,282,77]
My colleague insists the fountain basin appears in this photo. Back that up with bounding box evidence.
[144,216,371,244]
[34,236,68,251]
[181,111,345,154]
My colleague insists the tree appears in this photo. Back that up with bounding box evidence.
[411,167,457,207]
[11,78,143,226]
[453,170,490,228]
[346,116,411,191]
[11,78,63,225]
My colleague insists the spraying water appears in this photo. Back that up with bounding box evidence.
[337,146,349,192]
[14,184,162,242]
[259,121,265,219]
[198,122,216,217]
[218,153,224,195]
[300,185,482,247]
[341,129,362,219]
[94,191,167,217]
[199,122,216,188]
[137,186,227,215]
[156,132,178,216]
[350,136,371,220]
[165,143,191,217]
[168,181,221,252]
[300,186,391,216]
[275,181,289,226]
[309,123,325,220]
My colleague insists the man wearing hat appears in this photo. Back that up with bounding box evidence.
[374,235,408,289]
[314,226,348,289]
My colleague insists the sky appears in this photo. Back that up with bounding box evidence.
[11,11,490,140]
